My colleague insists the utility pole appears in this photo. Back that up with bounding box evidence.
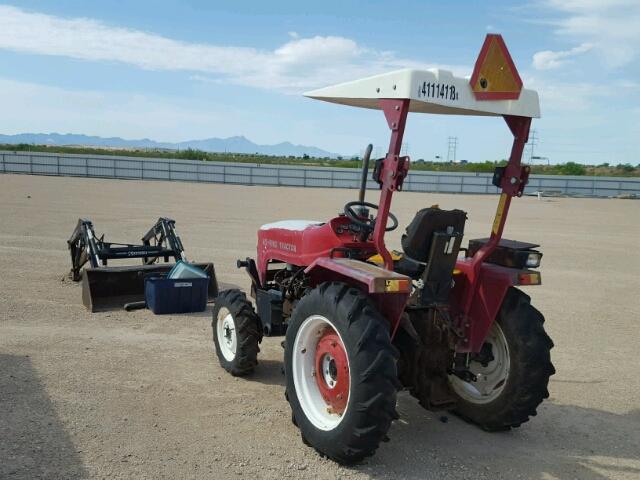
[527,129,538,163]
[532,156,550,166]
[401,142,410,156]
[447,136,458,163]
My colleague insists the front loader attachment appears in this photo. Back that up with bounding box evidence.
[82,263,218,312]
[69,217,218,311]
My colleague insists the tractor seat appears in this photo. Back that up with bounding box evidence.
[401,207,467,263]
[368,207,467,279]
[393,255,425,278]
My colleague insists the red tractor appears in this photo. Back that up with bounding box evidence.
[212,35,554,464]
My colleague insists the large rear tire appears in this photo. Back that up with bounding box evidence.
[212,289,261,376]
[284,282,399,464]
[449,287,555,430]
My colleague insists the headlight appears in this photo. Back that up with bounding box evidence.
[467,238,543,270]
[526,252,542,268]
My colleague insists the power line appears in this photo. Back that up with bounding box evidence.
[447,136,458,163]
[527,129,537,163]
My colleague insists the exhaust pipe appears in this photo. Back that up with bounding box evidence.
[358,144,373,203]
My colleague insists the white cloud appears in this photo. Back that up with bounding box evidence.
[526,73,640,113]
[526,78,599,111]
[0,5,465,92]
[532,42,592,70]
[541,0,640,68]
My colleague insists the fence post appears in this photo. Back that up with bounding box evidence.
[222,165,226,184]
[29,154,33,174]
[277,167,280,186]
[303,168,307,187]
[1,152,4,173]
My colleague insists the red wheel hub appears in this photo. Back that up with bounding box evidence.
[314,329,349,415]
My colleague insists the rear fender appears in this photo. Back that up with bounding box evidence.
[452,261,540,352]
[305,257,410,336]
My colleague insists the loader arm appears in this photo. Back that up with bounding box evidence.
[67,217,217,311]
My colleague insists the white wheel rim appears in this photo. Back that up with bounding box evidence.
[449,321,511,404]
[216,307,237,362]
[292,315,350,431]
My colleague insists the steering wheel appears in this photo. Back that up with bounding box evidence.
[343,201,398,232]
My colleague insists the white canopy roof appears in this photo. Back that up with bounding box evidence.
[305,68,540,118]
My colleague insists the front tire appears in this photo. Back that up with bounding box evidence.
[212,289,261,376]
[284,282,399,464]
[449,287,555,430]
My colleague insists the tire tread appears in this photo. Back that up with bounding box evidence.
[212,289,261,377]
[285,282,399,464]
[452,287,555,431]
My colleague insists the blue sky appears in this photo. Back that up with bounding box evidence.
[0,1,638,164]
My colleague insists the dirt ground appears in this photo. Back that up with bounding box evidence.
[1,173,639,480]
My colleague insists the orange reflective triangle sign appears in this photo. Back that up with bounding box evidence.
[470,34,523,101]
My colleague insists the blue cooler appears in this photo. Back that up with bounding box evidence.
[144,275,209,314]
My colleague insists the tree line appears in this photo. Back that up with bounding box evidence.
[2,143,638,177]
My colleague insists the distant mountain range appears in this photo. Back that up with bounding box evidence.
[0,133,339,158]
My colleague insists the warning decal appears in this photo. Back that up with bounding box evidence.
[470,34,523,101]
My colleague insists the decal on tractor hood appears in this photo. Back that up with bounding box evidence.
[263,238,297,253]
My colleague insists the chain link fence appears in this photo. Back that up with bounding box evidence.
[2,150,638,197]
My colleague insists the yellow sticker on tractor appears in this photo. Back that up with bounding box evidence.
[384,279,409,293]
[492,193,508,235]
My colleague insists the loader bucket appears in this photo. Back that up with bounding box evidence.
[81,262,218,312]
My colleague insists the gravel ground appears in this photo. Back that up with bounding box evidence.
[1,173,639,480]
